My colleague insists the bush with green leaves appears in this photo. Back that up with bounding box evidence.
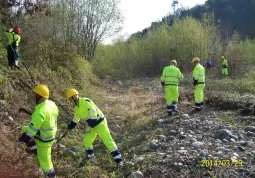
[93,14,221,79]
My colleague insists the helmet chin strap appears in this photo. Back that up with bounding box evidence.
[71,96,78,105]
[36,94,42,104]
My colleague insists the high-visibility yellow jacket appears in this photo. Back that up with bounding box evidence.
[26,100,59,142]
[160,65,184,86]
[193,63,205,84]
[72,98,105,128]
[6,32,21,47]
[222,59,228,68]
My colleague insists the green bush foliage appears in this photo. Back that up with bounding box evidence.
[93,14,221,79]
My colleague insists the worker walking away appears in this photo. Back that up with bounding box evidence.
[191,57,205,111]
[6,26,21,69]
[66,89,123,167]
[221,56,228,76]
[160,59,184,116]
[205,58,212,72]
[14,84,59,178]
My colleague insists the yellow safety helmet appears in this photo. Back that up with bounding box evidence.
[191,57,200,63]
[221,56,225,59]
[33,84,49,98]
[171,59,177,66]
[66,89,79,99]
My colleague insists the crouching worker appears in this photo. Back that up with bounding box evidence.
[14,84,59,178]
[66,89,123,167]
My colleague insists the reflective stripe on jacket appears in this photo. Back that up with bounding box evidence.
[26,100,59,142]
[222,59,228,68]
[160,65,183,85]
[193,63,205,83]
[6,32,21,47]
[73,98,105,128]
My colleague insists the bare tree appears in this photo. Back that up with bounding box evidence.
[54,0,122,62]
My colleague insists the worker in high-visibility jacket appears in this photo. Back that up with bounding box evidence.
[14,84,59,178]
[221,56,228,76]
[6,26,21,69]
[191,57,205,111]
[160,59,184,116]
[66,89,123,167]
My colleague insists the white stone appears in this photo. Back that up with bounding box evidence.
[131,171,143,178]
[192,142,204,148]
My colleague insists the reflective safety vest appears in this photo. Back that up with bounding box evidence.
[27,100,59,142]
[73,97,105,128]
[222,59,228,68]
[193,63,205,83]
[160,65,184,86]
[6,32,21,47]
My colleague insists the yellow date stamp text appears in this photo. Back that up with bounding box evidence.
[201,159,243,167]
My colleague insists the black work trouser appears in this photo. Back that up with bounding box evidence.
[7,45,15,67]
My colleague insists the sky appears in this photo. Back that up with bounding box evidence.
[103,0,206,44]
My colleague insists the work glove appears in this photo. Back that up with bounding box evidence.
[161,82,165,87]
[67,121,77,130]
[14,141,22,151]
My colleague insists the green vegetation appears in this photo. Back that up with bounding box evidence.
[1,0,255,177]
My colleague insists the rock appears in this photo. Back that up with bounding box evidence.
[242,157,248,161]
[157,152,166,156]
[190,150,198,155]
[70,146,80,152]
[112,116,121,120]
[179,135,186,139]
[178,162,183,166]
[245,141,254,147]
[181,114,190,119]
[222,139,228,143]
[157,118,174,124]
[247,131,255,137]
[233,152,239,157]
[135,156,144,162]
[214,139,222,146]
[178,150,188,154]
[169,130,177,135]
[57,143,66,149]
[143,145,151,152]
[236,146,245,152]
[180,147,185,150]
[155,135,166,140]
[199,150,208,157]
[0,100,7,106]
[117,80,123,86]
[168,136,175,141]
[214,129,238,140]
[131,171,143,178]
[237,141,246,146]
[7,116,13,121]
[125,161,135,167]
[245,126,255,133]
[216,147,230,152]
[63,150,76,158]
[157,119,164,125]
[149,139,159,149]
[192,142,204,148]
[230,138,236,143]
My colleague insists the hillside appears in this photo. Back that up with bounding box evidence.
[1,58,255,177]
[130,0,255,40]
